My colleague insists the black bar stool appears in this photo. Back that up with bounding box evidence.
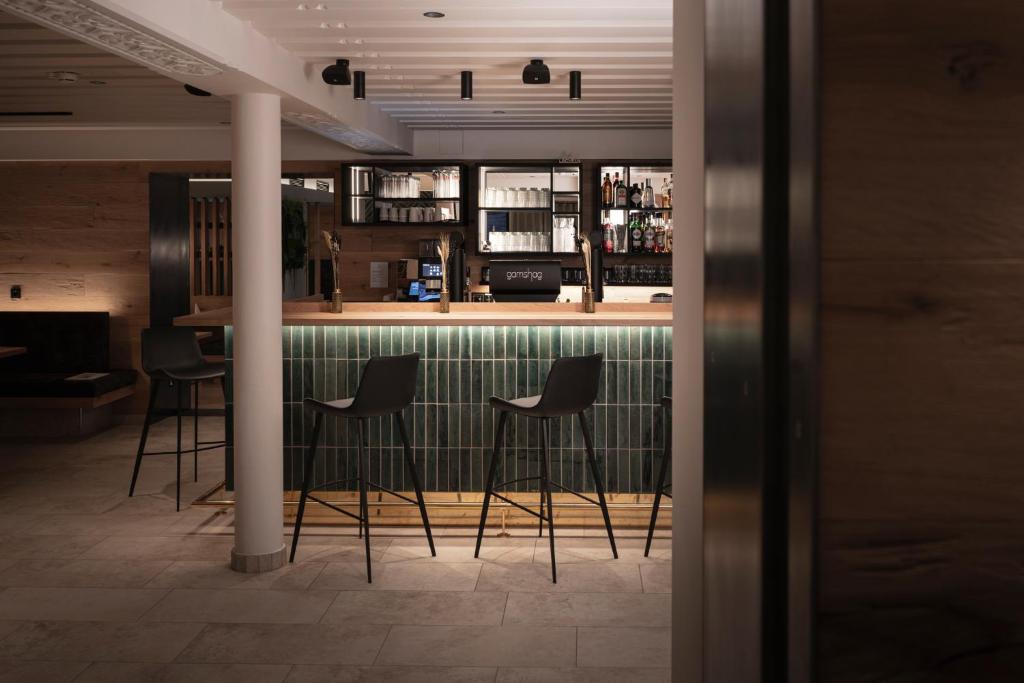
[290,353,434,583]
[129,327,226,511]
[645,396,672,557]
[475,353,617,583]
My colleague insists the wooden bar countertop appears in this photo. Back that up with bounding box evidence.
[174,301,672,327]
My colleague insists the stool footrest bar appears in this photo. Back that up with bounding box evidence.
[305,494,364,522]
[548,480,600,507]
[491,492,549,521]
[493,476,541,491]
[365,482,418,506]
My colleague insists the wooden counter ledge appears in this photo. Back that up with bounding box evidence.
[174,301,672,327]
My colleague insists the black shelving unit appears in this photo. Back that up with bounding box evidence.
[476,162,581,256]
[341,162,468,227]
[595,161,673,257]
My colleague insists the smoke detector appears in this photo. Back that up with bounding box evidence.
[47,71,80,83]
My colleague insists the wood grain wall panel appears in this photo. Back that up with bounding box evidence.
[820,1,1024,680]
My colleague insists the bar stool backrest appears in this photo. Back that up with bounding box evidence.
[141,327,203,377]
[351,353,421,416]
[537,353,603,416]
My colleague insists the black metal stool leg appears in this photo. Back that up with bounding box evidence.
[475,410,507,558]
[175,381,183,512]
[357,417,372,583]
[396,412,435,556]
[540,417,556,583]
[129,380,159,497]
[579,410,618,559]
[646,441,671,558]
[193,381,200,483]
[290,412,322,563]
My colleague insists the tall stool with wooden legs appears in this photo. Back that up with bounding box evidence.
[289,353,434,583]
[645,395,672,557]
[475,353,617,583]
[129,328,226,511]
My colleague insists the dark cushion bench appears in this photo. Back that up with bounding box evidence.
[0,312,137,436]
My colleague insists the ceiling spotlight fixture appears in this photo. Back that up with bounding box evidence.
[354,71,366,100]
[321,58,351,85]
[423,11,445,18]
[569,70,581,100]
[184,83,212,96]
[522,59,550,84]
[460,71,473,100]
[46,70,79,83]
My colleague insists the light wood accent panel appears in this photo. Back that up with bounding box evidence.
[819,1,1024,678]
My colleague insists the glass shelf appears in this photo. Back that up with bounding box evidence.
[477,164,581,256]
[341,163,466,225]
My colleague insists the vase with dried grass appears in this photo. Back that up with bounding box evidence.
[437,232,454,313]
[322,230,344,313]
[577,235,596,313]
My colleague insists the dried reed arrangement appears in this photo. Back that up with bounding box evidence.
[321,230,342,292]
[577,235,593,292]
[437,232,454,293]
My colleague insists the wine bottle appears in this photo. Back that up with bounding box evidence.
[601,174,612,207]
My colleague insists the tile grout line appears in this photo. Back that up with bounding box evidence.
[371,624,393,666]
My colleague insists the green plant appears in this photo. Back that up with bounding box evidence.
[281,198,307,271]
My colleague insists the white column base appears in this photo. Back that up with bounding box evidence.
[230,543,287,573]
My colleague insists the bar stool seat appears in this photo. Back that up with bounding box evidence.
[161,362,225,382]
[290,353,435,583]
[476,353,617,583]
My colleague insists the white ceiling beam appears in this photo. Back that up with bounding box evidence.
[0,0,412,153]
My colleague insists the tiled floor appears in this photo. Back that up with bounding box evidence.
[0,418,671,682]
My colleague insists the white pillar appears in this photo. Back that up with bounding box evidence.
[230,92,285,573]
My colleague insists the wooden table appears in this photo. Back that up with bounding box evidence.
[0,346,27,359]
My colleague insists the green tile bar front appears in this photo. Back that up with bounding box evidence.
[224,324,672,495]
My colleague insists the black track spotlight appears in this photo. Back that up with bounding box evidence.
[354,70,366,100]
[184,84,211,97]
[461,70,473,100]
[321,58,351,86]
[569,70,581,100]
[522,58,550,84]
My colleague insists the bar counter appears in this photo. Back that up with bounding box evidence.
[175,302,672,496]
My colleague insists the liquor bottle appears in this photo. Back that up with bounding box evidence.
[603,221,614,254]
[601,174,612,207]
[654,217,666,253]
[626,183,643,209]
[643,215,656,252]
[615,175,627,207]
[664,217,673,253]
[667,173,673,208]
[630,216,643,253]
[660,177,670,209]
[642,179,656,208]
[612,171,621,198]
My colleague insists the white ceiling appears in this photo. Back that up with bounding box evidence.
[218,0,673,130]
[0,9,231,126]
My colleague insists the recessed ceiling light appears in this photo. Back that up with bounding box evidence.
[337,39,347,44]
[336,22,346,28]
[296,3,307,9]
[423,11,445,18]
[89,80,106,85]
[319,22,329,29]
[46,70,79,83]
[368,52,379,58]
[353,38,363,45]
[314,3,326,10]
[492,110,505,114]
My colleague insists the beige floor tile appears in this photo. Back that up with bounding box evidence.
[496,667,671,682]
[291,539,390,564]
[146,560,325,590]
[533,537,671,564]
[0,534,107,559]
[503,592,670,627]
[311,562,481,591]
[142,588,337,624]
[286,665,497,683]
[322,590,507,626]
[0,661,89,683]
[0,621,205,662]
[576,627,671,668]
[178,623,389,665]
[0,586,169,621]
[0,559,172,588]
[22,513,180,537]
[376,625,576,668]
[476,561,643,593]
[81,535,234,561]
[74,662,291,683]
[640,562,672,593]
[383,537,536,564]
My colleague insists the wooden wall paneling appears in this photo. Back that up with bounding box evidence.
[819,1,1024,680]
